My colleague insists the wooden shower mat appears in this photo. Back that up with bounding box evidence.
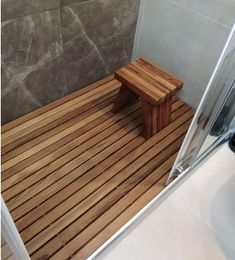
[1,75,194,259]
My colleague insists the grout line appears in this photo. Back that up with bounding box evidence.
[1,8,60,22]
[1,1,96,22]
[166,0,232,29]
[173,194,235,252]
[132,0,146,60]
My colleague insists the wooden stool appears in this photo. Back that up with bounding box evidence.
[112,58,183,139]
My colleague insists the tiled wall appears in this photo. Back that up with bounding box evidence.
[133,0,235,108]
[1,0,140,123]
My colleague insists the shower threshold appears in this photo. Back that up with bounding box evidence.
[1,75,194,259]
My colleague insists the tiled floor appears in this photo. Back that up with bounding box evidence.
[96,143,235,260]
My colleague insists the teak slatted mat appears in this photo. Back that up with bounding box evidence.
[2,75,194,259]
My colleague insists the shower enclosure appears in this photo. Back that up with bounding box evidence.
[91,25,235,258]
[167,24,235,184]
[2,24,235,260]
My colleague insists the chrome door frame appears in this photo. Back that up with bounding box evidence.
[167,24,235,185]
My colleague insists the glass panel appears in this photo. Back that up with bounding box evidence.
[1,234,15,260]
[167,24,235,183]
[198,80,235,159]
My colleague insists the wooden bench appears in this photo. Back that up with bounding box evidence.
[112,58,184,139]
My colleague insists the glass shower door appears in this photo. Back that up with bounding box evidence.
[167,24,235,184]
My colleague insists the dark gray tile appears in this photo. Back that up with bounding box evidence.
[2,10,63,68]
[1,0,60,21]
[1,0,140,123]
[61,0,140,92]
[61,0,91,7]
[1,9,65,123]
[1,79,41,124]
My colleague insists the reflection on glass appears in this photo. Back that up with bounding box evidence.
[210,85,235,136]
[181,45,235,166]
[1,235,14,260]
[198,81,235,158]
[168,26,235,181]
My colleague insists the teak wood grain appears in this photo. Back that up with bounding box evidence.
[2,74,194,260]
[113,58,184,139]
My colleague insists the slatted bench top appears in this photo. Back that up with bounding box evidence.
[115,58,183,105]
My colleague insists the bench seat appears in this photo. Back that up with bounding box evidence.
[112,58,184,139]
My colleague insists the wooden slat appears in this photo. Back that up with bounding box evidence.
[1,75,114,133]
[1,90,118,163]
[5,119,141,216]
[2,78,117,140]
[27,118,191,257]
[73,173,170,259]
[112,85,139,113]
[2,99,184,191]
[4,101,188,208]
[13,103,189,233]
[2,98,125,174]
[138,58,183,87]
[5,115,142,213]
[2,75,194,259]
[127,64,171,95]
[2,102,140,190]
[4,105,191,214]
[2,80,121,151]
[1,95,128,179]
[19,128,143,242]
[133,62,176,92]
[2,104,111,172]
[124,65,168,98]
[16,135,144,233]
[116,69,164,105]
[34,152,178,259]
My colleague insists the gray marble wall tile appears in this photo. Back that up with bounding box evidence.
[61,0,91,7]
[168,0,235,27]
[61,0,139,93]
[1,0,60,21]
[1,0,140,123]
[134,0,231,108]
[1,9,65,124]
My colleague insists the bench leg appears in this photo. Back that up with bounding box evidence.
[165,96,172,124]
[159,96,172,129]
[142,97,172,140]
[112,85,138,113]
